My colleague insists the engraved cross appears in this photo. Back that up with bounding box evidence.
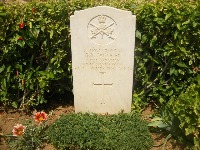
[93,72,113,105]
[93,72,113,87]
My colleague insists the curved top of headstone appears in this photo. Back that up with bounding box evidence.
[71,6,135,46]
[73,6,133,16]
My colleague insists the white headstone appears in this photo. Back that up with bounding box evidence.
[70,6,136,114]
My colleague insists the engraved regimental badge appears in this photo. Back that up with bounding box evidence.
[88,15,117,45]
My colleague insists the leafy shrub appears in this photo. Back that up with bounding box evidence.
[46,113,153,150]
[167,75,200,149]
[0,1,73,109]
[132,0,200,148]
[133,0,200,108]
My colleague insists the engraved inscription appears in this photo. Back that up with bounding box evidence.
[84,48,121,70]
[88,15,117,45]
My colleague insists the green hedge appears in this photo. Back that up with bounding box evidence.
[167,75,200,149]
[0,1,73,109]
[133,0,200,148]
[133,0,200,108]
[46,113,153,150]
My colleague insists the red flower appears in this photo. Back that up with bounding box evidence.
[34,111,47,123]
[12,124,26,136]
[18,37,23,41]
[32,7,36,13]
[19,22,25,29]
[194,67,198,72]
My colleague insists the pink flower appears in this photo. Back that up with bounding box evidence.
[12,124,26,136]
[34,111,47,123]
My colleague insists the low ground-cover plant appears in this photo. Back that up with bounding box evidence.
[46,112,153,150]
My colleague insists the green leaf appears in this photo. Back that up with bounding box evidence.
[39,71,47,76]
[50,30,53,39]
[27,72,33,80]
[29,22,32,28]
[50,57,56,63]
[179,47,186,53]
[151,117,163,122]
[41,26,45,32]
[7,66,11,72]
[15,64,22,71]
[168,90,173,96]
[136,30,141,40]
[177,23,181,30]
[29,84,34,90]
[165,13,172,20]
[189,60,193,65]
[2,78,7,90]
[12,102,18,108]
[177,62,187,68]
[148,120,169,128]
[0,64,5,73]
[7,72,10,82]
[182,19,190,25]
[48,73,54,79]
[141,34,147,43]
[32,28,40,39]
[17,40,25,47]
[150,35,157,47]
[39,81,46,88]
[174,31,178,39]
[0,13,6,17]
[147,55,161,64]
[193,22,197,27]
[26,40,34,48]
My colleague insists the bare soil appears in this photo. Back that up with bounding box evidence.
[0,101,186,150]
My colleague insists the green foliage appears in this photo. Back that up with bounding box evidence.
[0,1,73,109]
[46,113,153,150]
[167,75,200,149]
[132,0,200,108]
[132,0,200,148]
